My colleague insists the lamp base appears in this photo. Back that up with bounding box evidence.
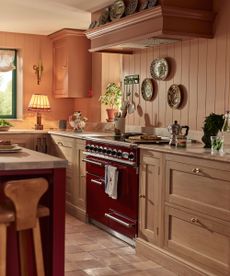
[35,124,43,130]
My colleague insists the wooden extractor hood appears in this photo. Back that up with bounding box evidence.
[85,0,216,53]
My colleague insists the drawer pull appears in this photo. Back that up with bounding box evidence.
[139,195,146,198]
[190,217,199,223]
[192,168,200,174]
[91,179,103,185]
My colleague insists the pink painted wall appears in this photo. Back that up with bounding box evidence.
[0,31,75,129]
[122,0,230,131]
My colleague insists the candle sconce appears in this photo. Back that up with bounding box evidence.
[33,62,43,85]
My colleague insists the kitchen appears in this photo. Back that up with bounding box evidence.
[0,0,229,276]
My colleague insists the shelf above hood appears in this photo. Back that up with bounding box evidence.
[85,1,216,53]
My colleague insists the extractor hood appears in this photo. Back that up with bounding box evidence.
[85,0,216,53]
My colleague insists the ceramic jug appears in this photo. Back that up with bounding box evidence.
[168,120,189,146]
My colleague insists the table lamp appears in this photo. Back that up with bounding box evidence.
[28,94,50,130]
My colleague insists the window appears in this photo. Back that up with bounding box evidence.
[0,49,17,118]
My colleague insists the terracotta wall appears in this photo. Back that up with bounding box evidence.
[0,31,75,129]
[122,0,230,131]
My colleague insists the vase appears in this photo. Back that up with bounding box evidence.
[106,108,117,122]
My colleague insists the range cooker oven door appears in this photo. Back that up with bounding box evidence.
[85,156,139,239]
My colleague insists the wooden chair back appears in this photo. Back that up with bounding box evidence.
[3,178,48,231]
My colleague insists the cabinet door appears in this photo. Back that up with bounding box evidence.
[73,140,86,212]
[165,206,230,276]
[53,40,68,97]
[139,150,161,245]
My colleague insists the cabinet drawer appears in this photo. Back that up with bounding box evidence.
[165,156,230,222]
[51,135,74,148]
[165,206,230,275]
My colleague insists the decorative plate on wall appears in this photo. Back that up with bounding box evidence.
[110,0,125,21]
[150,58,169,81]
[167,84,182,109]
[141,78,154,101]
[124,0,138,16]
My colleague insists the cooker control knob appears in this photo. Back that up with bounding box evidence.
[112,149,117,156]
[117,150,122,158]
[94,145,99,152]
[98,146,103,153]
[90,145,95,151]
[129,152,135,161]
[122,152,129,159]
[107,148,112,155]
[85,145,90,151]
[102,147,107,154]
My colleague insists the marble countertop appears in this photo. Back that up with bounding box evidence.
[0,147,67,171]
[48,130,114,139]
[138,143,230,163]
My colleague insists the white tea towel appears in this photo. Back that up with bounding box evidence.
[105,165,119,199]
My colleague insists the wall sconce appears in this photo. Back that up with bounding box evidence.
[33,61,43,85]
[28,94,51,130]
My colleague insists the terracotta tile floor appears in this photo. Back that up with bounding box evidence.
[65,214,178,276]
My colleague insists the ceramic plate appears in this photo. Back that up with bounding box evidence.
[0,126,10,131]
[150,58,169,81]
[138,0,148,11]
[124,0,138,16]
[167,84,182,109]
[141,78,154,101]
[0,146,22,153]
[148,0,158,9]
[99,8,110,25]
[110,0,125,21]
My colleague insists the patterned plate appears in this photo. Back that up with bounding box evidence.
[150,58,169,81]
[167,84,182,109]
[141,78,154,101]
[99,8,110,26]
[138,0,149,11]
[124,0,138,16]
[110,0,125,21]
[148,0,158,9]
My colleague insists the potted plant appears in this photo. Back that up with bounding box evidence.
[202,113,224,148]
[99,82,122,122]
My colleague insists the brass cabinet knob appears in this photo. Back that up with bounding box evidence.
[190,217,199,223]
[192,168,200,174]
[139,195,146,198]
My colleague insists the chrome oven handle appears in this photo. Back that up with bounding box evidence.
[91,179,103,185]
[105,213,133,228]
[82,158,103,167]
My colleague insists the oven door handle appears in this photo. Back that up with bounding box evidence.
[82,158,104,167]
[105,213,134,228]
[91,179,103,185]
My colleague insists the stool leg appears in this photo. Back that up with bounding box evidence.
[18,231,29,276]
[32,219,45,276]
[0,224,7,276]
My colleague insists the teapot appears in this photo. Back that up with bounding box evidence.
[168,120,189,146]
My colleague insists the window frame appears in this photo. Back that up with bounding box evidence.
[0,48,17,119]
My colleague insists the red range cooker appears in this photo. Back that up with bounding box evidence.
[83,136,139,244]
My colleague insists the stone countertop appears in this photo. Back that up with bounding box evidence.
[48,130,114,139]
[138,143,230,163]
[0,129,48,134]
[0,147,67,171]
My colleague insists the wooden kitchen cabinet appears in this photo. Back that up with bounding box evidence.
[139,150,162,245]
[49,29,92,98]
[49,134,86,221]
[137,151,230,276]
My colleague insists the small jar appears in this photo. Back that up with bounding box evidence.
[177,135,187,148]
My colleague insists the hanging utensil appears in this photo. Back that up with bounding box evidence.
[128,82,135,114]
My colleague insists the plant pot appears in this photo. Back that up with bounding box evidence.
[106,108,117,122]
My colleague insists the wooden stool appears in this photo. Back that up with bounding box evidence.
[0,178,50,276]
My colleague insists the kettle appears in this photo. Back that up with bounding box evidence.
[168,120,189,146]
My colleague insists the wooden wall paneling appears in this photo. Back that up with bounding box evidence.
[197,39,208,130]
[173,42,182,124]
[152,47,160,126]
[188,39,199,130]
[165,44,175,126]
[158,45,168,127]
[134,50,141,126]
[206,38,217,116]
[145,48,153,127]
[227,30,230,111]
[180,41,190,126]
[215,32,227,114]
[139,49,147,126]
[129,53,135,126]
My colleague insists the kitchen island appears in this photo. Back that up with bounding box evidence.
[0,147,67,276]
